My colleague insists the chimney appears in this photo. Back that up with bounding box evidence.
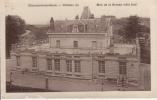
[49,17,55,32]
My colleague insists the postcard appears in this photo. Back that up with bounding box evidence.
[1,0,157,99]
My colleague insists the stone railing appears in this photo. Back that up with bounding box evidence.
[11,38,49,51]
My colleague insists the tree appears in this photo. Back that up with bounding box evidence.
[123,16,141,41]
[6,15,26,58]
[26,25,48,40]
[117,16,150,43]
[118,16,150,64]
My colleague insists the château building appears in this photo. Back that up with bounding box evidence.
[9,6,141,91]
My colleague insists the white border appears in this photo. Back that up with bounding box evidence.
[1,0,157,99]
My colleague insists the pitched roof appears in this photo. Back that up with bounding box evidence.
[48,18,112,33]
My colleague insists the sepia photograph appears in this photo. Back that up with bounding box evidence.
[4,0,151,93]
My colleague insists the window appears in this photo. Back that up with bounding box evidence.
[32,57,37,67]
[16,56,20,66]
[54,55,60,58]
[78,24,84,32]
[85,24,88,32]
[66,60,72,72]
[74,56,80,58]
[72,25,79,32]
[98,61,105,73]
[67,25,73,32]
[92,41,97,49]
[54,59,60,71]
[74,60,81,72]
[47,59,52,70]
[66,56,72,58]
[56,40,60,48]
[119,62,127,75]
[74,41,78,48]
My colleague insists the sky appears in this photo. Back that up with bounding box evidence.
[5,0,150,25]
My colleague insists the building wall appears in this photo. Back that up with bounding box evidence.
[10,52,139,83]
[38,54,47,72]
[20,54,32,70]
[10,52,33,70]
[48,34,137,55]
[127,61,140,82]
[49,34,111,49]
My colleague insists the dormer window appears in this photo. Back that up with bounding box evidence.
[78,24,84,32]
[72,25,79,33]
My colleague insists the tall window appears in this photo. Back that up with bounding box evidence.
[56,40,60,48]
[98,61,105,73]
[74,60,81,72]
[74,41,78,48]
[66,60,72,72]
[119,61,127,75]
[16,56,20,66]
[54,59,60,71]
[92,41,97,49]
[85,24,88,32]
[47,59,52,70]
[32,57,37,67]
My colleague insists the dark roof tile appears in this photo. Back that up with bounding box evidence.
[48,18,111,33]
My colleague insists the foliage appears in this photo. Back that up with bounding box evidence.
[117,16,150,42]
[122,16,140,41]
[6,15,26,58]
[116,16,150,64]
[26,25,48,40]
